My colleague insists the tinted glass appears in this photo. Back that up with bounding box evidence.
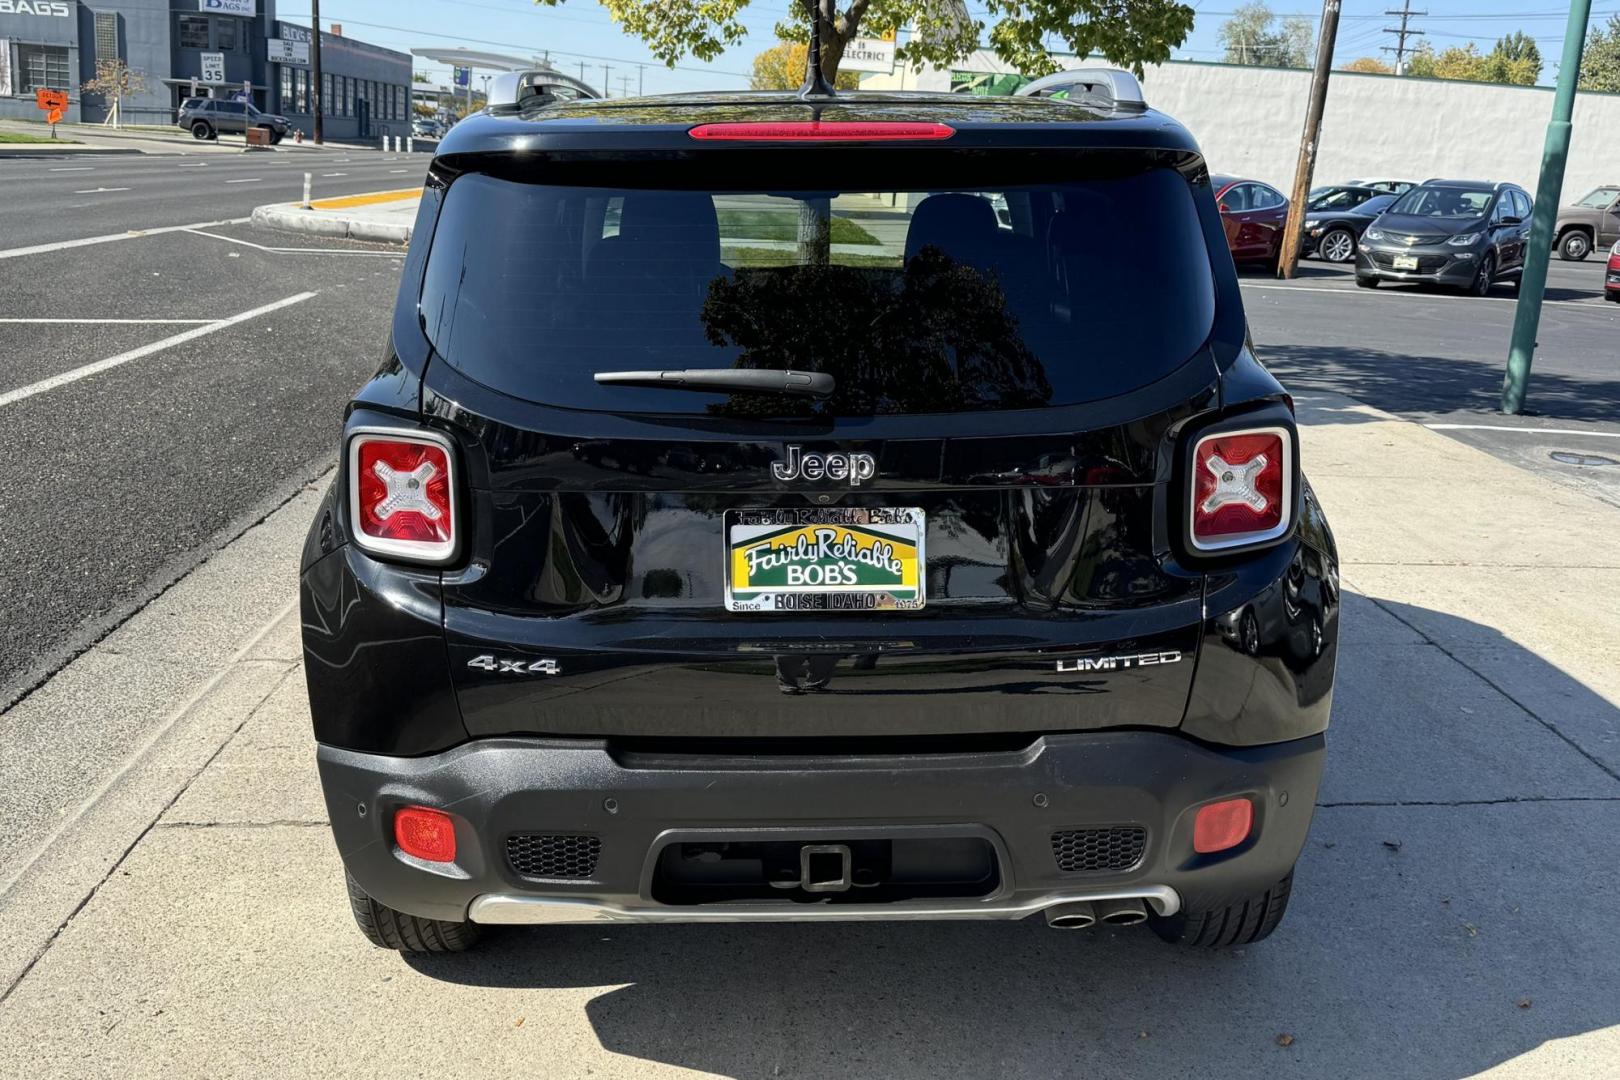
[1389,185,1494,219]
[1309,187,1372,210]
[421,165,1216,417]
[1575,187,1620,208]
[1251,186,1285,210]
[1511,190,1532,219]
[1356,195,1397,216]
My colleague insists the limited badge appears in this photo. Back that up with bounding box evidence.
[724,508,925,612]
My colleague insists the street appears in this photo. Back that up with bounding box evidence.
[2,164,1620,1077]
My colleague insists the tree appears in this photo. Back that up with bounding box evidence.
[1484,31,1540,86]
[1216,2,1313,68]
[1341,56,1391,74]
[1580,14,1620,93]
[545,0,1196,83]
[751,41,859,90]
[81,59,146,130]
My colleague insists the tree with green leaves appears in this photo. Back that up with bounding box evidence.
[545,0,1196,83]
[1216,2,1313,69]
[1341,56,1392,74]
[1404,38,1540,86]
[752,41,860,89]
[1484,31,1540,85]
[1581,14,1620,93]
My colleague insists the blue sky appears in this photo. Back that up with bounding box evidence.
[276,0,1620,94]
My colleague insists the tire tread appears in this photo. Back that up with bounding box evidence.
[345,870,480,953]
[1151,870,1294,948]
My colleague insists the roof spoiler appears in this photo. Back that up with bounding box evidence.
[1014,68,1146,112]
[487,69,600,110]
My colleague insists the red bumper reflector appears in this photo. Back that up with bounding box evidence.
[1193,798,1254,854]
[687,121,955,142]
[395,806,457,863]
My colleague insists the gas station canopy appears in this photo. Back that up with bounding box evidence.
[410,48,536,73]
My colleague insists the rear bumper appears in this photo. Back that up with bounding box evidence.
[319,729,1325,925]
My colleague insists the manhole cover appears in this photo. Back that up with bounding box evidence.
[1549,450,1620,467]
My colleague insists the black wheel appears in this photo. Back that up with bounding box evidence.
[1355,275,1379,288]
[345,870,481,952]
[1240,609,1261,656]
[1558,230,1591,261]
[1469,253,1496,297]
[190,121,214,140]
[1150,869,1294,947]
[268,128,284,145]
[1318,228,1355,263]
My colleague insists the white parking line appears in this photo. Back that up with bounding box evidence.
[1425,424,1620,439]
[388,169,407,174]
[73,187,130,194]
[177,162,209,168]
[224,178,262,184]
[0,217,250,261]
[48,167,94,172]
[0,318,218,325]
[320,172,347,177]
[0,293,316,409]
[184,229,405,258]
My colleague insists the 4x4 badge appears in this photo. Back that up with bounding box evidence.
[772,445,877,486]
[467,655,562,676]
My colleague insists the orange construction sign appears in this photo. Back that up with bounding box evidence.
[35,88,68,125]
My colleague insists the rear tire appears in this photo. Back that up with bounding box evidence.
[190,121,213,140]
[345,870,481,952]
[1355,275,1379,288]
[1558,230,1591,261]
[1319,228,1355,263]
[1150,869,1294,948]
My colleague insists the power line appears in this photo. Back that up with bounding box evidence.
[1382,0,1426,75]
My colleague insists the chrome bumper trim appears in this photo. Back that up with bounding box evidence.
[468,886,1181,925]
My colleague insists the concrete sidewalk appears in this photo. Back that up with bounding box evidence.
[1,394,1617,1078]
[251,189,420,244]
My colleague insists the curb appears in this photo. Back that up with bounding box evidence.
[250,202,412,244]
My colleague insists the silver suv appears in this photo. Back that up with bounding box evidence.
[177,97,289,143]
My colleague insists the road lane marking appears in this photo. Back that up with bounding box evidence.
[0,217,250,261]
[1242,281,1614,312]
[177,162,209,168]
[388,169,408,174]
[1425,424,1620,439]
[0,293,316,409]
[225,178,262,184]
[48,167,93,172]
[320,172,347,177]
[184,229,405,257]
[72,187,130,194]
[0,318,218,325]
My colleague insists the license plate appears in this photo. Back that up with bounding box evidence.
[724,508,925,612]
[1393,254,1420,270]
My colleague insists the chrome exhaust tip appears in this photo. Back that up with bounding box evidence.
[1094,897,1149,926]
[1044,901,1097,929]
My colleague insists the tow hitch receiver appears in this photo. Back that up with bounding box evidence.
[799,844,853,893]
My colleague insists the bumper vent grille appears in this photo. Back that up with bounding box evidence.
[506,834,602,880]
[1050,827,1147,873]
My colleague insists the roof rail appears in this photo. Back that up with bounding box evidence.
[487,68,600,110]
[1014,68,1146,112]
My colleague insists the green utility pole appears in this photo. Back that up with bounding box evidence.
[1501,0,1593,414]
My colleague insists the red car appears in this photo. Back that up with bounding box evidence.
[1607,239,1620,302]
[1212,174,1289,268]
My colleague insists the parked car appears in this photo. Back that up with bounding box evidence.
[1606,239,1620,302]
[304,68,1338,954]
[177,97,290,143]
[1355,179,1531,295]
[1307,184,1384,212]
[1553,185,1620,261]
[1344,178,1416,195]
[1212,174,1290,267]
[1301,193,1398,262]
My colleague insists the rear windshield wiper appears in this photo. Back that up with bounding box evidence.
[593,368,835,398]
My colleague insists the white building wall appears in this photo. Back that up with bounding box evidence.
[865,55,1620,198]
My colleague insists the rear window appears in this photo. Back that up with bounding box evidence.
[419,159,1216,417]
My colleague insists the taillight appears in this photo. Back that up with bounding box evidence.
[1189,426,1293,553]
[348,430,458,563]
[1193,798,1253,854]
[687,121,955,142]
[394,806,457,863]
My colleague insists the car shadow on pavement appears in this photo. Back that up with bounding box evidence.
[401,595,1620,1080]
[1264,343,1620,424]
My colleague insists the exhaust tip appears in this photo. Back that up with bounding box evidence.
[1048,913,1097,929]
[1100,908,1148,926]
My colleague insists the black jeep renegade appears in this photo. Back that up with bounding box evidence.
[302,70,1338,953]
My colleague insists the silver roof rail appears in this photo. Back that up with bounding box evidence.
[487,68,600,109]
[1014,68,1146,111]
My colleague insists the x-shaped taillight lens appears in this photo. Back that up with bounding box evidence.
[349,431,458,563]
[1190,428,1291,552]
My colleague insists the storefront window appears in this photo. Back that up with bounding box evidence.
[296,70,309,114]
[280,67,294,110]
[216,18,238,52]
[178,15,210,50]
[322,72,332,114]
[19,44,70,92]
[345,77,354,116]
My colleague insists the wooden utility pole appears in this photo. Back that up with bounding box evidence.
[1277,0,1342,280]
[311,0,324,144]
